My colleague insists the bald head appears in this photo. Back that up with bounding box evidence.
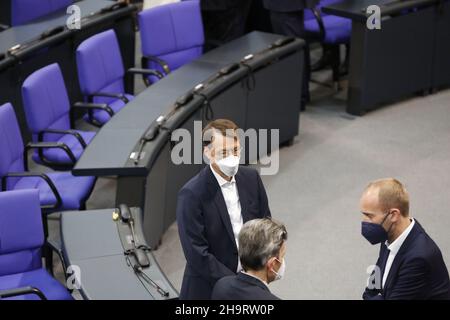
[362,178,410,217]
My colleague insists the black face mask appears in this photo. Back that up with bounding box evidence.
[361,211,393,245]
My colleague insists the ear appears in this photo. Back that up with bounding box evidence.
[266,256,276,270]
[391,208,401,222]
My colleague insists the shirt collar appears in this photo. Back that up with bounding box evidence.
[385,218,415,254]
[210,164,235,187]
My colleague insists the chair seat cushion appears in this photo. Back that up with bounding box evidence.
[83,94,134,125]
[32,130,96,165]
[0,268,73,300]
[11,172,95,210]
[305,16,352,44]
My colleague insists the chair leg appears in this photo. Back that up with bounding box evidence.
[339,44,350,76]
[329,45,341,91]
[311,45,332,72]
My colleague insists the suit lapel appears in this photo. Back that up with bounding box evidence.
[205,166,237,247]
[383,221,422,295]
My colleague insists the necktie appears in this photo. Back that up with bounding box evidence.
[379,244,390,288]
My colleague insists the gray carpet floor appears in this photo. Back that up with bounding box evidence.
[44,34,450,300]
[148,85,450,300]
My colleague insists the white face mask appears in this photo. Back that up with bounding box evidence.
[271,258,286,281]
[216,155,240,177]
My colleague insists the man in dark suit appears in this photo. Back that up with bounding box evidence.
[263,0,320,108]
[263,0,319,35]
[200,0,253,50]
[212,218,287,300]
[361,178,450,300]
[177,119,271,300]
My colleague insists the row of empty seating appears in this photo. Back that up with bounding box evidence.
[0,0,205,300]
[0,0,351,300]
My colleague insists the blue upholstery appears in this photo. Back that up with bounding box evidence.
[139,0,204,83]
[11,0,73,26]
[304,15,352,44]
[0,190,73,300]
[22,63,96,166]
[0,103,95,211]
[304,0,351,45]
[11,172,95,209]
[0,269,73,300]
[0,190,43,277]
[76,29,135,125]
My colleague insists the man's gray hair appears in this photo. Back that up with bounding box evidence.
[238,218,287,271]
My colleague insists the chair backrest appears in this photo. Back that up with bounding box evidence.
[11,0,73,26]
[22,63,71,142]
[139,0,204,73]
[304,0,343,21]
[0,189,43,276]
[76,29,126,103]
[0,103,25,188]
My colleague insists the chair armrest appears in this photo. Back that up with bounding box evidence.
[127,67,164,87]
[90,92,129,104]
[2,172,62,210]
[72,102,115,120]
[73,102,115,126]
[25,142,77,169]
[0,287,47,300]
[141,55,171,75]
[39,129,87,149]
[127,68,163,78]
[311,7,326,41]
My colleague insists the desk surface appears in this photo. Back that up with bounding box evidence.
[322,0,437,20]
[0,0,113,54]
[73,31,284,177]
[61,209,178,300]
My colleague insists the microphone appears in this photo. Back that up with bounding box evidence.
[218,63,240,76]
[269,36,296,49]
[132,248,151,268]
[39,26,65,40]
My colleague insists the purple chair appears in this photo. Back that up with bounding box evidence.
[22,63,97,170]
[304,0,352,88]
[138,0,204,84]
[0,190,73,300]
[76,29,162,126]
[0,103,95,212]
[11,0,73,26]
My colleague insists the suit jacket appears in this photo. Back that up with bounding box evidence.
[177,166,271,300]
[263,0,320,12]
[364,221,450,300]
[201,0,247,11]
[212,272,280,300]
